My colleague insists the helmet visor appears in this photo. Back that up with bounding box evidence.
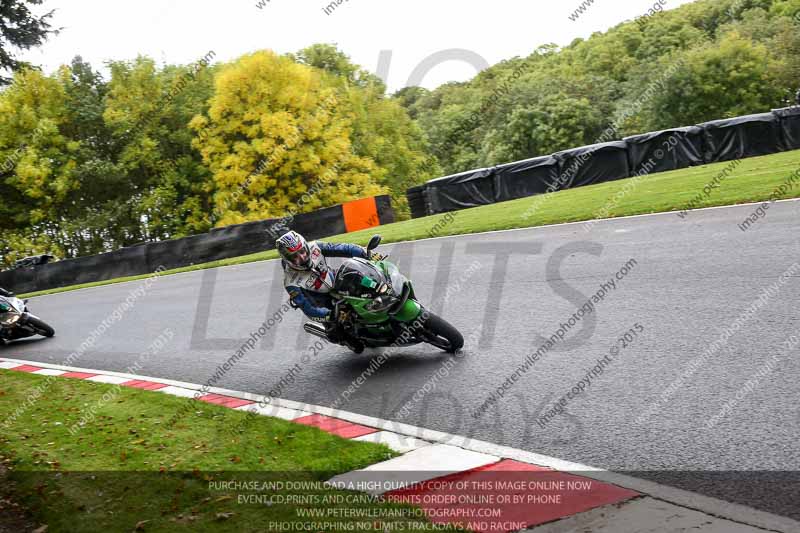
[286,245,310,268]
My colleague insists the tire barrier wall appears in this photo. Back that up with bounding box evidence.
[0,195,395,294]
[625,126,705,176]
[699,113,785,163]
[423,168,496,213]
[493,156,560,203]
[554,141,630,191]
[406,185,428,220]
[412,107,798,217]
[772,106,800,151]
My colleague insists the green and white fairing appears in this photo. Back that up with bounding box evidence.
[303,234,464,353]
[333,258,423,325]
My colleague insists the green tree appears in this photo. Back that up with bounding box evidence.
[480,93,606,165]
[0,68,75,263]
[0,0,57,85]
[288,43,385,91]
[409,0,796,176]
[104,55,216,238]
[392,86,430,120]
[346,82,440,216]
[0,54,217,265]
[640,33,784,129]
[288,44,440,216]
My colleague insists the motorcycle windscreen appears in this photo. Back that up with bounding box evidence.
[0,296,21,313]
[0,297,21,327]
[335,259,385,298]
[383,262,407,296]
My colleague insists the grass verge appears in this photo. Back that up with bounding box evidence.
[0,370,438,532]
[21,149,800,299]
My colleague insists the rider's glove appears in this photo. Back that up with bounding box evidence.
[369,252,387,262]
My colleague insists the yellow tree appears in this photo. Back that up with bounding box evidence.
[0,69,77,262]
[190,50,385,227]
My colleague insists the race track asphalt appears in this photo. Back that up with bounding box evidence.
[4,200,800,519]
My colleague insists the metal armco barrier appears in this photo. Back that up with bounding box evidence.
[0,195,395,294]
[411,107,799,217]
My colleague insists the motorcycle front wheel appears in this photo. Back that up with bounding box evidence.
[420,312,463,353]
[26,316,55,338]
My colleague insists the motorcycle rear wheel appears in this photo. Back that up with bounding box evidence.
[421,313,463,353]
[26,316,55,338]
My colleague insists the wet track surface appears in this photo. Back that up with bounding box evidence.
[4,201,800,519]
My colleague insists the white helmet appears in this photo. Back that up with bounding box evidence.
[276,231,311,270]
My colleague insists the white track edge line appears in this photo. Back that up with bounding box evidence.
[0,356,794,533]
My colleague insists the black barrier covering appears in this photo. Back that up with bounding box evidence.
[0,266,36,295]
[0,196,394,294]
[425,168,495,214]
[624,127,705,175]
[12,254,56,269]
[700,112,784,163]
[406,185,428,219]
[14,244,151,295]
[553,141,630,189]
[263,203,349,241]
[406,108,799,220]
[492,155,559,202]
[374,195,395,226]
[772,106,800,151]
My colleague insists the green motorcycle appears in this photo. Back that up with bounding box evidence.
[303,235,464,354]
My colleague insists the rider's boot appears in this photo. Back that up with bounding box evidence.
[344,338,365,354]
[325,322,365,354]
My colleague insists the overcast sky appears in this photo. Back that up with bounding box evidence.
[20,0,696,93]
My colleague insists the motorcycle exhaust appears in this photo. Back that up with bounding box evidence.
[303,323,329,340]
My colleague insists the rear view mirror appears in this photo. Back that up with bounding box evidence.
[367,235,382,252]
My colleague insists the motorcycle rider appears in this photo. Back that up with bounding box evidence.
[0,288,13,344]
[276,231,384,353]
